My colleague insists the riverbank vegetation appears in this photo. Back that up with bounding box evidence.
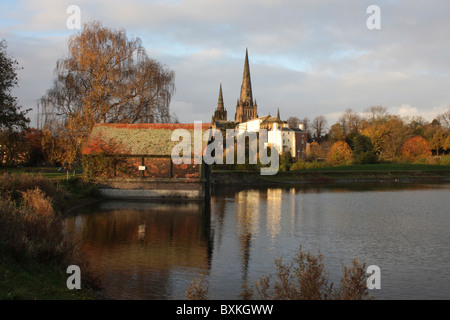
[186,247,372,300]
[0,173,102,299]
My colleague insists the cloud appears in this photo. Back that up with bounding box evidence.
[1,0,450,127]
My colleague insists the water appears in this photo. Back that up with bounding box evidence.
[64,181,450,300]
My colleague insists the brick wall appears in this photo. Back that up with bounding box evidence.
[85,155,201,180]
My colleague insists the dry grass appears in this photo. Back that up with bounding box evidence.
[186,247,372,300]
[185,276,209,300]
[0,174,75,264]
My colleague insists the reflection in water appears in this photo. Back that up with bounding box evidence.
[65,201,212,299]
[66,181,450,300]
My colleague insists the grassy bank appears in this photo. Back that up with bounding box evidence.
[212,163,450,185]
[0,173,102,300]
[0,167,74,181]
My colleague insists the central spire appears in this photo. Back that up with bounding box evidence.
[239,48,253,107]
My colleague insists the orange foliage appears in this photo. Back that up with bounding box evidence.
[82,134,130,155]
[400,136,432,162]
[327,141,353,165]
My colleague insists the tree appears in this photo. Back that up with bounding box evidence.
[40,21,176,166]
[362,115,411,161]
[0,40,30,166]
[400,136,432,162]
[287,116,301,129]
[23,128,46,166]
[352,134,377,164]
[0,40,30,130]
[307,141,325,161]
[437,109,450,129]
[366,106,388,123]
[280,151,293,171]
[311,115,328,142]
[327,141,353,166]
[339,108,362,137]
[430,129,445,156]
[328,123,345,142]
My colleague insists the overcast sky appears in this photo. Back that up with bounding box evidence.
[1,0,450,127]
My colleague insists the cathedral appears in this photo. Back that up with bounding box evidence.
[210,49,308,159]
[211,48,258,125]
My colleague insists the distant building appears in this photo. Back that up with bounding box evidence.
[211,48,308,159]
[212,83,227,122]
[268,123,308,159]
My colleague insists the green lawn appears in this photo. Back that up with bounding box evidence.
[292,163,450,173]
[0,167,74,180]
[0,250,99,300]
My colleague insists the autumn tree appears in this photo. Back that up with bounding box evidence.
[327,141,353,166]
[40,21,176,166]
[307,141,325,161]
[400,136,432,162]
[328,123,345,142]
[430,129,446,155]
[361,115,411,161]
[23,128,46,166]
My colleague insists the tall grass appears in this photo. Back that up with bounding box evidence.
[0,173,97,266]
[186,247,372,300]
[0,177,70,264]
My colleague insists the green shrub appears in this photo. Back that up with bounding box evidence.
[291,160,327,170]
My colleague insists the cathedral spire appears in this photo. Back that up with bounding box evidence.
[212,83,227,122]
[217,83,224,111]
[239,48,253,107]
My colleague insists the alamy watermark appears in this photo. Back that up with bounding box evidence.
[66,265,81,289]
[367,5,381,30]
[66,5,81,30]
[170,121,280,175]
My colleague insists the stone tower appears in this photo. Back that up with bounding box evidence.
[212,83,227,121]
[235,48,258,123]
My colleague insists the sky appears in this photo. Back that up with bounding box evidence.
[1,0,450,128]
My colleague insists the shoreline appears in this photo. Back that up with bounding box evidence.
[210,168,450,186]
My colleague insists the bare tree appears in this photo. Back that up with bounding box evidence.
[287,116,301,129]
[40,21,176,165]
[311,115,328,141]
[437,109,450,129]
[366,106,388,122]
[339,108,362,136]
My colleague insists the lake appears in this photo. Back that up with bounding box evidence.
[64,181,450,300]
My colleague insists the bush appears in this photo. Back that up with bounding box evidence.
[280,152,293,171]
[291,160,327,170]
[401,136,432,162]
[0,173,59,201]
[0,187,72,263]
[185,247,372,300]
[352,135,377,164]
